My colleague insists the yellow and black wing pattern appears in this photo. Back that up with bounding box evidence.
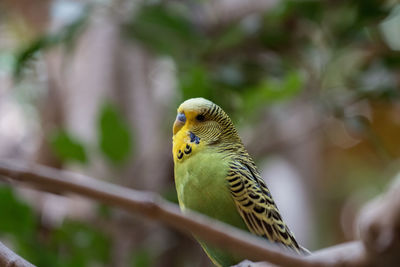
[226,154,304,254]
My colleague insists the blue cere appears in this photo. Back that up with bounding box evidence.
[177,112,186,123]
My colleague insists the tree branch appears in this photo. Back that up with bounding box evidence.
[0,242,35,267]
[308,241,369,267]
[0,160,310,266]
[0,160,398,267]
[357,174,400,267]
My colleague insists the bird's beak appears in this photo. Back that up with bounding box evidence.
[173,112,186,135]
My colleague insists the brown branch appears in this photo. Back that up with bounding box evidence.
[0,160,399,267]
[234,241,370,267]
[0,160,310,267]
[308,241,370,267]
[356,175,400,267]
[0,242,36,267]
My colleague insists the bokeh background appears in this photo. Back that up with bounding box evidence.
[0,0,399,266]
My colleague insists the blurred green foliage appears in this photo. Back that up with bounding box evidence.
[0,186,111,267]
[131,248,153,267]
[50,130,88,163]
[48,102,133,166]
[14,5,91,79]
[243,71,303,114]
[50,220,111,267]
[124,0,396,119]
[0,187,35,238]
[125,4,203,61]
[98,102,133,164]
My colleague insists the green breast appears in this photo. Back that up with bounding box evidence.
[174,148,248,266]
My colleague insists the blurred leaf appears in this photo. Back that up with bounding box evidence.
[131,248,152,267]
[0,188,111,267]
[262,71,303,100]
[125,3,203,60]
[283,0,324,23]
[14,5,90,79]
[52,220,111,266]
[0,186,36,238]
[18,241,59,267]
[50,130,88,163]
[352,0,389,24]
[97,204,111,219]
[382,51,400,68]
[0,187,60,267]
[242,71,303,116]
[209,25,246,53]
[180,65,213,100]
[98,102,132,164]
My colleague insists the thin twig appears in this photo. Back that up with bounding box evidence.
[0,242,36,267]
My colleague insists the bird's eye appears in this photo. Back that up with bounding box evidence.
[196,114,205,122]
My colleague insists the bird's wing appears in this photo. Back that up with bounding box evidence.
[227,157,302,252]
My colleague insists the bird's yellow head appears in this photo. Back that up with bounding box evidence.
[172,98,241,161]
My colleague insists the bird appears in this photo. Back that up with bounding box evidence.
[172,98,308,266]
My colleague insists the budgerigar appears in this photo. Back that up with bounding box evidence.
[172,98,307,266]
